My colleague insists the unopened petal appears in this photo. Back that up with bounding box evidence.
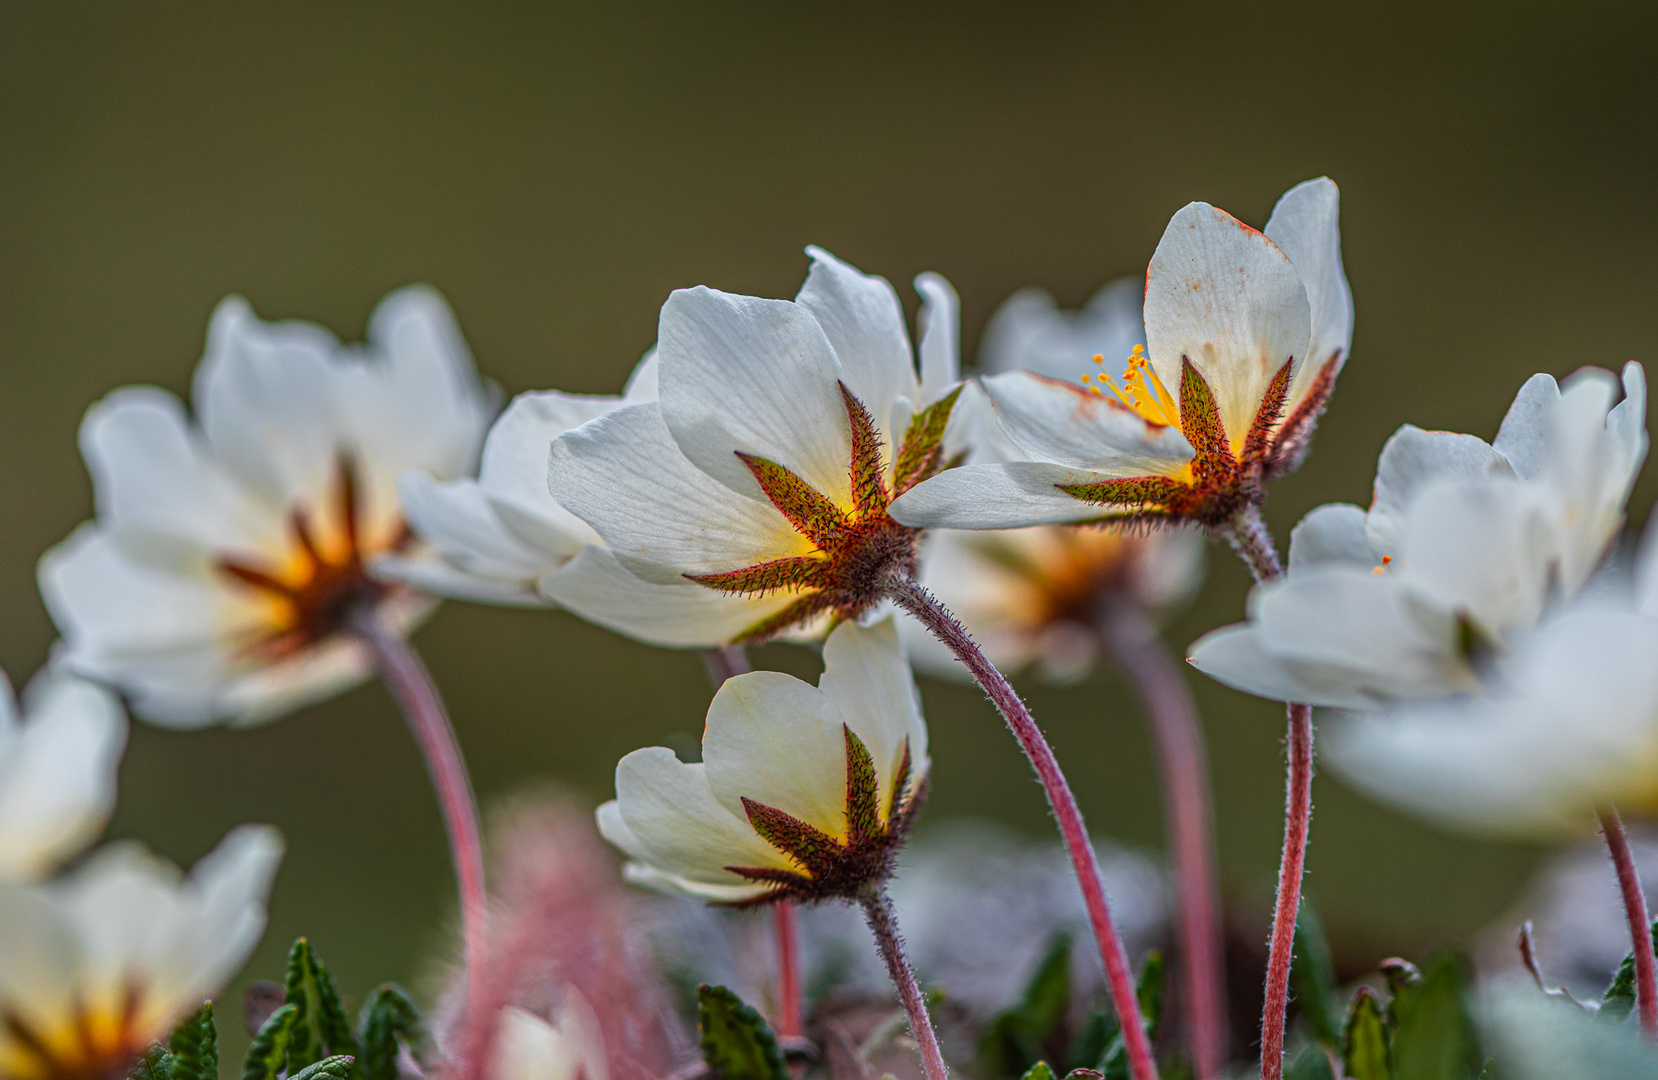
[1263,178,1353,409]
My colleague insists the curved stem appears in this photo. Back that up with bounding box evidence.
[885,574,1159,1080]
[1259,703,1313,1080]
[860,886,949,1080]
[350,607,488,1025]
[1220,504,1282,583]
[703,644,752,686]
[1099,601,1226,1080]
[1600,806,1658,1040]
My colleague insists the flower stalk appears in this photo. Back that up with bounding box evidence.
[1599,806,1658,1040]
[860,885,949,1080]
[885,572,1160,1080]
[1098,599,1225,1080]
[349,605,489,1026]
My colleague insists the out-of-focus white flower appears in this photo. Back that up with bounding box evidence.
[0,666,125,881]
[0,825,283,1080]
[597,619,928,902]
[383,352,659,607]
[1189,363,1647,711]
[891,178,1351,532]
[489,1001,609,1080]
[540,248,963,647]
[40,288,493,727]
[904,283,1205,683]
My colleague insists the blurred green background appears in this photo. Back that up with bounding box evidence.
[2,0,1656,1046]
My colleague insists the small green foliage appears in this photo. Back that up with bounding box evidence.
[1099,950,1164,1080]
[129,1045,173,1080]
[975,934,1074,1078]
[289,1056,356,1080]
[1067,1010,1117,1075]
[286,939,361,1070]
[1284,1045,1336,1080]
[1342,987,1391,1080]
[697,984,790,1080]
[1020,1064,1058,1080]
[1600,918,1658,1023]
[1293,907,1342,1051]
[357,984,424,1080]
[167,1003,218,1080]
[242,1003,301,1080]
[1062,1071,1104,1080]
[1389,955,1480,1080]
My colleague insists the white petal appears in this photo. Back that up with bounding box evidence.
[703,672,849,839]
[1263,178,1353,408]
[817,619,928,810]
[538,547,809,648]
[1609,361,1649,483]
[796,247,919,425]
[397,473,558,586]
[621,348,661,401]
[1186,624,1372,711]
[0,669,127,880]
[657,286,855,505]
[613,748,789,888]
[1144,202,1311,444]
[890,462,1127,529]
[1365,426,1514,556]
[1397,480,1553,635]
[476,388,617,555]
[914,272,961,402]
[547,403,810,574]
[1491,373,1561,481]
[978,279,1146,383]
[371,550,547,607]
[1287,503,1375,572]
[983,371,1194,474]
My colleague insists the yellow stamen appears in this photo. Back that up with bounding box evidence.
[1091,344,1182,428]
[1370,555,1393,577]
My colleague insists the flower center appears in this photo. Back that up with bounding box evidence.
[0,984,148,1080]
[1080,344,1182,428]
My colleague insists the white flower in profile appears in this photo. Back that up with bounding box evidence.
[904,283,1204,682]
[489,999,609,1080]
[384,352,660,606]
[1189,363,1647,710]
[0,665,126,881]
[541,248,963,647]
[39,287,493,727]
[891,178,1352,533]
[0,824,283,1080]
[597,619,928,903]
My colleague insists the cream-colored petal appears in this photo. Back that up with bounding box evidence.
[613,749,790,888]
[476,388,617,554]
[796,247,919,430]
[1262,178,1352,409]
[1286,503,1376,572]
[914,271,961,403]
[702,672,849,839]
[817,619,927,811]
[1143,202,1311,444]
[1491,373,1561,481]
[1396,480,1553,637]
[1187,623,1377,712]
[396,472,561,589]
[890,461,1128,529]
[1365,426,1513,556]
[983,372,1194,475]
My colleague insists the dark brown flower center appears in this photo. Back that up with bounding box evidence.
[1,983,148,1080]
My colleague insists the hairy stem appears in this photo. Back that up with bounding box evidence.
[860,886,949,1080]
[1099,600,1226,1080]
[350,606,488,1025]
[1259,702,1313,1080]
[885,573,1159,1080]
[702,644,752,686]
[1221,503,1282,583]
[1600,806,1658,1040]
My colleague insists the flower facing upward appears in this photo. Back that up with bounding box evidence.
[39,287,493,727]
[0,825,283,1080]
[597,619,928,904]
[890,178,1351,533]
[541,248,963,647]
[0,667,125,882]
[1189,363,1647,711]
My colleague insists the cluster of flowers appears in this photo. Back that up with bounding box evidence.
[6,174,1658,1080]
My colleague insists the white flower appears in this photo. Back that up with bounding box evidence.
[902,283,1204,683]
[1189,363,1647,710]
[890,178,1351,531]
[0,666,126,881]
[39,287,493,727]
[0,825,283,1080]
[596,619,928,903]
[541,248,963,647]
[383,352,659,606]
[489,1001,608,1080]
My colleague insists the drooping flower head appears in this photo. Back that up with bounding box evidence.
[0,825,283,1080]
[0,666,125,882]
[541,248,963,647]
[890,178,1351,533]
[597,619,928,904]
[40,288,493,727]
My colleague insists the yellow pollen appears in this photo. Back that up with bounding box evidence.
[1370,555,1393,577]
[1087,343,1182,427]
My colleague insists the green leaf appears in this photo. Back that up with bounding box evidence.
[975,934,1074,1078]
[1021,1064,1058,1080]
[1601,918,1658,1024]
[1285,1045,1336,1080]
[242,1003,300,1080]
[1342,987,1391,1080]
[1062,1071,1104,1080]
[1100,950,1164,1080]
[356,984,424,1080]
[1293,906,1342,1051]
[167,1003,218,1080]
[129,1045,173,1080]
[285,938,361,1069]
[290,1055,356,1080]
[697,984,789,1080]
[1390,955,1480,1080]
[1067,1011,1117,1074]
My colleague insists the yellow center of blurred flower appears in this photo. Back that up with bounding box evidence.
[1080,344,1182,428]
[0,985,150,1080]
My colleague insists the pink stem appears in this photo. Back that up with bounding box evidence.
[1100,601,1226,1080]
[775,899,803,1038]
[1600,806,1658,1040]
[861,887,950,1080]
[1258,703,1312,1080]
[351,607,489,1028]
[886,573,1159,1080]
